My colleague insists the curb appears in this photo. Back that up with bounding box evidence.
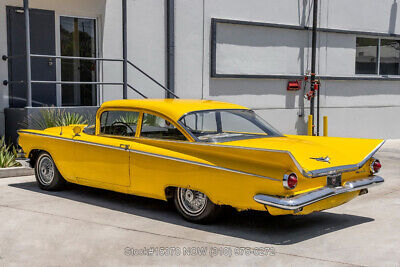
[0,167,34,178]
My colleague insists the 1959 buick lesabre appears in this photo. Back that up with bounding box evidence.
[17,99,384,223]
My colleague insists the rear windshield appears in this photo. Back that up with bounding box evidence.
[179,109,282,143]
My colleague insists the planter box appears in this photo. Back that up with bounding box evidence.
[5,106,99,146]
[0,166,34,178]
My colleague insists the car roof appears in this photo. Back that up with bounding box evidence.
[100,99,248,121]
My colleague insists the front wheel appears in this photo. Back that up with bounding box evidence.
[174,188,220,223]
[35,152,66,191]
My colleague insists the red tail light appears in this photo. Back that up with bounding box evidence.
[370,159,381,174]
[283,173,298,189]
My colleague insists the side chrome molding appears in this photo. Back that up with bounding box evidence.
[19,130,385,180]
[18,131,279,182]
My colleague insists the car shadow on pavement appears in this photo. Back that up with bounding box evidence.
[10,181,374,245]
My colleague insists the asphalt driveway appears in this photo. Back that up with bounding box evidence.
[0,141,399,266]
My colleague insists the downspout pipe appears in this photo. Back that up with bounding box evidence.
[166,0,175,98]
[122,0,128,99]
[310,0,318,135]
[23,0,32,107]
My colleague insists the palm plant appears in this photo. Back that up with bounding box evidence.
[118,113,159,126]
[118,113,139,125]
[143,114,158,126]
[24,108,90,130]
[0,136,21,168]
[57,110,88,126]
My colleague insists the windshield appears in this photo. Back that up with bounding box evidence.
[179,109,283,142]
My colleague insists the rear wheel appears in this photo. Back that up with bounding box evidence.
[35,152,66,191]
[174,187,220,223]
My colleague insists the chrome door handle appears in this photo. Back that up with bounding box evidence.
[120,144,130,150]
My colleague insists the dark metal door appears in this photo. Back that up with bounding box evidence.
[6,7,56,107]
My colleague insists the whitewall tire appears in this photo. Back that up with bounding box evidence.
[35,152,66,191]
[174,187,220,223]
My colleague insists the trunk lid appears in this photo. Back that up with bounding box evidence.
[220,135,384,176]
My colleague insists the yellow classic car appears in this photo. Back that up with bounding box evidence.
[17,99,384,223]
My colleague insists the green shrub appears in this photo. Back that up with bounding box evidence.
[0,136,20,168]
[118,113,139,125]
[143,114,158,126]
[118,113,158,126]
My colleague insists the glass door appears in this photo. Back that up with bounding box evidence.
[60,16,97,106]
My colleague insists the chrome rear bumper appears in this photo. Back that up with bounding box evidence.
[254,175,384,210]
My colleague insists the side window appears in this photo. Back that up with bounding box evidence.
[220,111,265,134]
[180,111,218,133]
[100,110,140,137]
[140,113,187,141]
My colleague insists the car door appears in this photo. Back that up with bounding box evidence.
[73,110,140,188]
[129,112,189,196]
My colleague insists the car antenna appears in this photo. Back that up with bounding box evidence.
[60,125,63,135]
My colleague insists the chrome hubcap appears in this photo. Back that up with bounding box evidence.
[38,156,54,185]
[178,188,207,216]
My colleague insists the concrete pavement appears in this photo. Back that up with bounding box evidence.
[0,141,399,266]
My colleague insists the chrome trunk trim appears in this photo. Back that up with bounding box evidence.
[305,140,386,177]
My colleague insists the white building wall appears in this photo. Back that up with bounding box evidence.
[174,0,204,99]
[102,0,166,101]
[172,0,400,139]
[0,0,399,139]
[324,0,400,32]
[214,24,309,76]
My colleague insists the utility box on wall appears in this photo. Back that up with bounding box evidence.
[287,80,300,91]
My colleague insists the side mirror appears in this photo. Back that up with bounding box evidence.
[73,126,82,136]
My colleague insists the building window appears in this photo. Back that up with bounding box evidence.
[356,37,400,75]
[60,16,97,106]
[380,39,400,75]
[356,38,378,74]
